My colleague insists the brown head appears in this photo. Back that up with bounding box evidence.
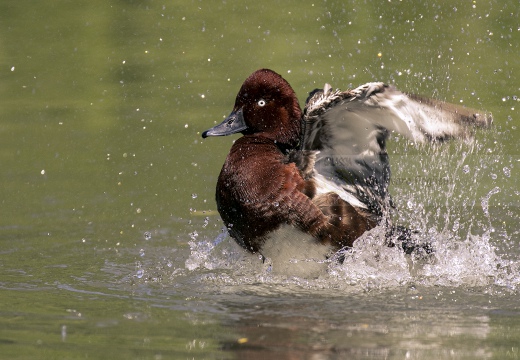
[202,69,302,148]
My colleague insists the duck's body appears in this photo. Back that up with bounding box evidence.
[215,134,374,254]
[202,69,492,269]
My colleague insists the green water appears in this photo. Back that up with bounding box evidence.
[1,1,519,359]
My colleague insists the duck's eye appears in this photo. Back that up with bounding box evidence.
[257,99,266,107]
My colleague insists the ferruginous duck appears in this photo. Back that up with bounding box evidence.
[202,69,492,274]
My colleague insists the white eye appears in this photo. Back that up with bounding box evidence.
[257,99,266,107]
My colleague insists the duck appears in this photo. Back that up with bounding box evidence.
[202,69,492,273]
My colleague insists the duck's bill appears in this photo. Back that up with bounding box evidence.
[202,108,248,138]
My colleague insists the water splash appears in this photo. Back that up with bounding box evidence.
[189,231,199,241]
[136,268,144,279]
[481,186,501,217]
[183,224,519,293]
[185,228,250,272]
[181,132,519,293]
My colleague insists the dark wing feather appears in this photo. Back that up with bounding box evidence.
[302,82,492,217]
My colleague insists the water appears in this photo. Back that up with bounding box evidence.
[1,0,519,359]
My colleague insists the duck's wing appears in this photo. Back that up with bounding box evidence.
[302,82,492,217]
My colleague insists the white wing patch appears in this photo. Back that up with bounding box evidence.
[313,172,368,209]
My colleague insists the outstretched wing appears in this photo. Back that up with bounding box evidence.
[302,82,492,217]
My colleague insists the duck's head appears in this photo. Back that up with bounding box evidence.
[202,69,302,148]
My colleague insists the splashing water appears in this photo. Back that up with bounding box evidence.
[182,226,519,293]
[181,133,519,293]
[136,268,144,279]
[481,186,501,218]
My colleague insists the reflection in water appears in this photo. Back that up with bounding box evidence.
[219,301,492,359]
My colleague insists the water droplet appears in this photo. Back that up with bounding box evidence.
[189,231,199,240]
[136,269,144,278]
[503,167,511,177]
[139,249,145,257]
[407,200,414,209]
[202,217,210,228]
[462,165,470,174]
[273,202,279,207]
[490,173,497,180]
[144,231,152,240]
[452,219,460,232]
[481,187,501,216]
[191,193,198,199]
